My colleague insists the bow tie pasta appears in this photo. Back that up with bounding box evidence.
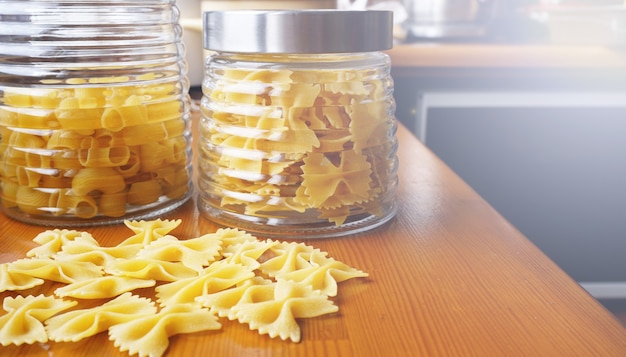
[198,60,398,236]
[0,219,368,355]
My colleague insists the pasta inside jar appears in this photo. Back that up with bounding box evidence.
[198,52,399,237]
[0,75,192,225]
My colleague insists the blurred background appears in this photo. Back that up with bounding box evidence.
[179,0,626,325]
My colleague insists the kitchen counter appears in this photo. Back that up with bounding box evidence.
[387,43,626,69]
[1,110,626,356]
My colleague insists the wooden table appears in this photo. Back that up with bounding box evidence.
[2,111,626,356]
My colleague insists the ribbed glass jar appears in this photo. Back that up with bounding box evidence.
[198,10,399,238]
[0,0,193,226]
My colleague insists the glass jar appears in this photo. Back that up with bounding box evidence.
[0,0,193,226]
[198,10,398,238]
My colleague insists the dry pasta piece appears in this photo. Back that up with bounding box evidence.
[105,258,197,282]
[8,258,103,284]
[45,293,156,342]
[56,237,139,265]
[0,294,77,346]
[259,242,322,278]
[118,219,181,247]
[273,253,369,297]
[213,227,258,248]
[71,167,126,196]
[137,234,222,273]
[127,180,162,206]
[231,279,338,343]
[155,261,254,307]
[348,101,389,154]
[26,229,97,258]
[196,276,273,320]
[316,205,351,227]
[221,239,278,270]
[54,276,156,299]
[296,151,372,209]
[108,304,221,357]
[15,186,51,215]
[0,263,44,292]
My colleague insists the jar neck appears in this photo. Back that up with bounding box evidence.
[208,51,390,69]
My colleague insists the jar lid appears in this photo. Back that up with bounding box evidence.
[202,10,393,54]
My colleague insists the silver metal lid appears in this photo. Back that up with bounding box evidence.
[203,10,393,54]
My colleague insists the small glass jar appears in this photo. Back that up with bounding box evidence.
[198,10,399,238]
[0,0,193,226]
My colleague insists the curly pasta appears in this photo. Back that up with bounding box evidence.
[0,79,190,221]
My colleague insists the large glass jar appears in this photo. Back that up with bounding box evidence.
[0,0,193,226]
[199,10,399,238]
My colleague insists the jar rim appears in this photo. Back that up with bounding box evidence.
[202,10,393,54]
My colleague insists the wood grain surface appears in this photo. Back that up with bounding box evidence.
[1,113,626,356]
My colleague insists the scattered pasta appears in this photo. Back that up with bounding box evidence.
[45,292,157,342]
[0,219,369,355]
[0,294,76,346]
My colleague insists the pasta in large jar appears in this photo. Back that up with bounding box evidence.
[198,10,399,238]
[0,0,192,225]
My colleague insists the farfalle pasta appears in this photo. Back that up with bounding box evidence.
[230,279,338,343]
[0,294,76,346]
[0,219,368,355]
[54,276,156,299]
[137,234,223,273]
[198,61,397,233]
[8,258,103,284]
[109,304,221,357]
[0,77,191,222]
[155,261,255,307]
[45,293,157,342]
[0,263,44,292]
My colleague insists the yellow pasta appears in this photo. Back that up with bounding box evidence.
[118,219,181,246]
[27,228,96,258]
[8,258,103,284]
[56,236,138,264]
[55,97,103,131]
[105,258,198,282]
[16,186,50,215]
[100,96,149,132]
[78,136,131,168]
[196,277,273,319]
[54,276,156,299]
[15,165,42,187]
[155,261,254,307]
[273,253,368,297]
[71,167,126,196]
[221,239,279,270]
[108,304,221,357]
[127,180,162,206]
[0,219,369,352]
[114,147,141,178]
[258,241,321,278]
[137,234,222,273]
[45,292,156,342]
[230,279,337,343]
[71,195,99,219]
[0,294,77,346]
[200,65,395,227]
[98,191,128,218]
[0,78,190,221]
[0,263,44,292]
